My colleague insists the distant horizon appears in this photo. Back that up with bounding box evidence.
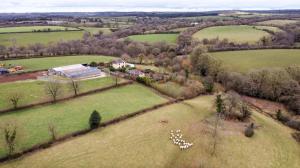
[1,0,300,13]
[1,8,300,14]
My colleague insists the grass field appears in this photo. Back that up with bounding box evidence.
[210,49,300,73]
[193,25,274,44]
[0,55,115,72]
[0,76,125,110]
[0,84,168,157]
[256,19,299,26]
[0,31,84,46]
[1,95,299,168]
[80,27,112,35]
[151,81,186,98]
[0,26,79,33]
[126,33,179,44]
[255,26,282,32]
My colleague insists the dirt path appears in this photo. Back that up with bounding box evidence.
[0,71,46,83]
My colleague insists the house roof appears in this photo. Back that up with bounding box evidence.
[52,64,85,72]
[112,59,125,64]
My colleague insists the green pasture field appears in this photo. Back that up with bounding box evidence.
[255,26,282,32]
[151,81,186,98]
[0,55,115,72]
[0,31,84,46]
[0,26,79,33]
[0,84,168,157]
[126,33,179,44]
[193,25,274,44]
[210,49,300,73]
[256,19,299,26]
[0,76,126,110]
[1,95,299,168]
[80,27,112,35]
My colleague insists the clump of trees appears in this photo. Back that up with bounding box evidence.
[217,67,300,115]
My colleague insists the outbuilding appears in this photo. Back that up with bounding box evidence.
[0,68,9,75]
[48,64,103,79]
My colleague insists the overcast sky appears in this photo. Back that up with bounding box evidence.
[1,0,300,13]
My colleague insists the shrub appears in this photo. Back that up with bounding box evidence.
[286,120,300,131]
[136,77,152,86]
[239,103,252,121]
[109,66,116,72]
[203,76,214,93]
[244,123,255,138]
[276,110,290,123]
[89,61,98,67]
[89,110,101,129]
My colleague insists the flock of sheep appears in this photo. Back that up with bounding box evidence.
[170,129,193,150]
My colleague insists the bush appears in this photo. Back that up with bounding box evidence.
[286,120,300,131]
[109,66,116,72]
[203,76,214,93]
[89,110,101,129]
[239,104,252,121]
[276,110,290,123]
[136,77,152,86]
[89,61,98,67]
[244,123,255,138]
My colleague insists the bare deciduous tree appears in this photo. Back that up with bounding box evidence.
[8,92,23,109]
[70,79,80,96]
[211,113,222,156]
[48,123,57,141]
[45,80,62,103]
[2,122,18,155]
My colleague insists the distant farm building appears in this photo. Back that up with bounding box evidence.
[48,64,103,79]
[112,59,135,69]
[0,68,9,75]
[128,69,145,77]
[112,59,126,69]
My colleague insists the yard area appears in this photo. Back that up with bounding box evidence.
[0,84,168,157]
[1,95,299,168]
[0,76,126,110]
[0,55,115,72]
[210,49,300,73]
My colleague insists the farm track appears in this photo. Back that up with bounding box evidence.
[0,71,46,83]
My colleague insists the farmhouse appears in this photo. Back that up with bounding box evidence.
[112,59,126,69]
[48,64,103,79]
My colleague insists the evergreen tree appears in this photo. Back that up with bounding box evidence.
[89,110,101,129]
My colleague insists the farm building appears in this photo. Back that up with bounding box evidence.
[112,59,135,69]
[0,68,9,75]
[128,69,145,77]
[48,64,103,79]
[112,59,126,69]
